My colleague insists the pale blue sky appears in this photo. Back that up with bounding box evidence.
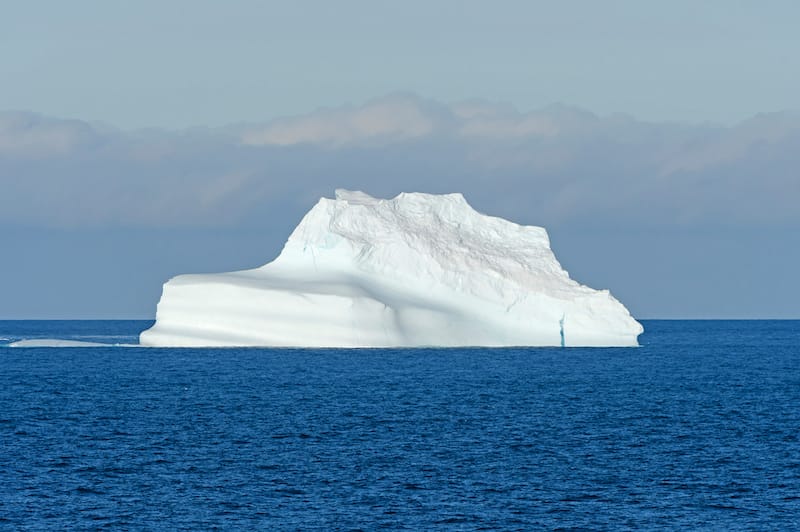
[2,2,799,318]
[3,1,799,128]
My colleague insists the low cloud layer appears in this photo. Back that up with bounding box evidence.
[2,95,799,231]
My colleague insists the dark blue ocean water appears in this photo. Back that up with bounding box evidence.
[1,320,798,530]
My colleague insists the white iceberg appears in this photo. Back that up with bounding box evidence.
[140,190,643,347]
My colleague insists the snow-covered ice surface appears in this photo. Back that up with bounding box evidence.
[140,190,643,347]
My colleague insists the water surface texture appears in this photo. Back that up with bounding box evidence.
[1,320,799,529]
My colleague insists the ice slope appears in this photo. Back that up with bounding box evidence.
[140,190,643,347]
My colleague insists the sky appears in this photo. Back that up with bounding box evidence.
[4,0,800,127]
[1,1,799,319]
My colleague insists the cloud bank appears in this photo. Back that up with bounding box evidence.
[2,95,799,231]
[3,95,799,319]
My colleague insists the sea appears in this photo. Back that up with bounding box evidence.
[1,320,798,530]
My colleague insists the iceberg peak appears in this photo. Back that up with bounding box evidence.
[334,188,380,205]
[140,190,643,347]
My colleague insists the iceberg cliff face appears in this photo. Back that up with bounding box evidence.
[140,190,643,347]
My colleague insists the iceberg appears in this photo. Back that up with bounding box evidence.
[140,190,643,347]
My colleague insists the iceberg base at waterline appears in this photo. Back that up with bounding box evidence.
[140,190,643,347]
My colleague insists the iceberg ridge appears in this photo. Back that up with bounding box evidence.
[140,190,643,347]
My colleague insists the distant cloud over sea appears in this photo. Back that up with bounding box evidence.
[2,94,799,231]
